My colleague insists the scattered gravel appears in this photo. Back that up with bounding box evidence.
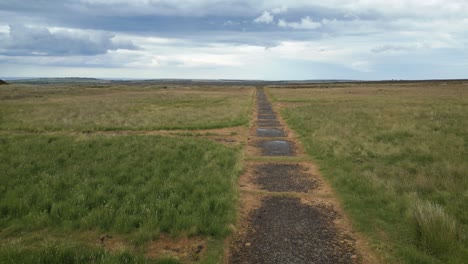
[253,163,318,192]
[230,197,357,264]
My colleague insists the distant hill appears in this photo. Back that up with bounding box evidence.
[5,77,356,86]
[4,77,467,86]
[0,79,8,85]
[8,77,110,85]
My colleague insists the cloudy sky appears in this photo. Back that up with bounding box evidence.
[1,0,467,80]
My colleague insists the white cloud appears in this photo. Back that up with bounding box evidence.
[371,43,425,53]
[271,6,288,14]
[278,17,322,30]
[0,24,9,34]
[254,11,274,24]
[223,20,239,26]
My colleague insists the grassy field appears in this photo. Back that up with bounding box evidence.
[0,135,242,263]
[0,84,253,263]
[0,84,254,131]
[268,81,468,263]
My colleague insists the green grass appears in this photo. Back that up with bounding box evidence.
[268,82,468,263]
[0,84,254,131]
[410,199,460,256]
[0,242,165,264]
[0,134,242,262]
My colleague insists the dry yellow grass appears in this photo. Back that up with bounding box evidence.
[0,84,255,131]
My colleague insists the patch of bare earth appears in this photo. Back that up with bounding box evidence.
[0,126,248,146]
[145,236,207,263]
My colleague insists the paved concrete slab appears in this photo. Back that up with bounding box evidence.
[259,140,293,156]
[256,128,286,137]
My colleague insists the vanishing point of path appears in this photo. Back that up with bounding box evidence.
[228,88,377,263]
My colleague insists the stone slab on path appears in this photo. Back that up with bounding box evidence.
[257,120,281,127]
[256,128,285,137]
[258,114,277,120]
[258,140,294,156]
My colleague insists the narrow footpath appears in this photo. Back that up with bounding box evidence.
[228,88,377,264]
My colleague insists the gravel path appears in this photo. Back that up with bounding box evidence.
[230,197,357,264]
[253,163,318,193]
[229,88,360,263]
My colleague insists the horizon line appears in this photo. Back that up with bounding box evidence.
[3,77,468,82]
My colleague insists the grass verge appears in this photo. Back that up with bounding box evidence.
[269,83,468,263]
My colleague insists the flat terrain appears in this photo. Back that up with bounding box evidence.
[0,84,253,131]
[1,80,466,263]
[0,84,254,263]
[269,81,468,263]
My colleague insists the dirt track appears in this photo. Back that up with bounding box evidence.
[228,88,376,263]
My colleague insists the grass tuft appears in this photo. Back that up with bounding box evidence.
[410,199,460,256]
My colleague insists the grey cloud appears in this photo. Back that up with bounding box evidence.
[0,25,137,56]
[1,0,467,80]
[3,0,458,47]
[371,44,423,53]
[0,1,350,34]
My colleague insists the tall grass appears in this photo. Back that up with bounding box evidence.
[0,242,163,264]
[269,83,468,263]
[0,84,254,131]
[0,134,242,262]
[410,199,460,256]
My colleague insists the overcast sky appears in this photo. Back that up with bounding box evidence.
[1,0,467,80]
